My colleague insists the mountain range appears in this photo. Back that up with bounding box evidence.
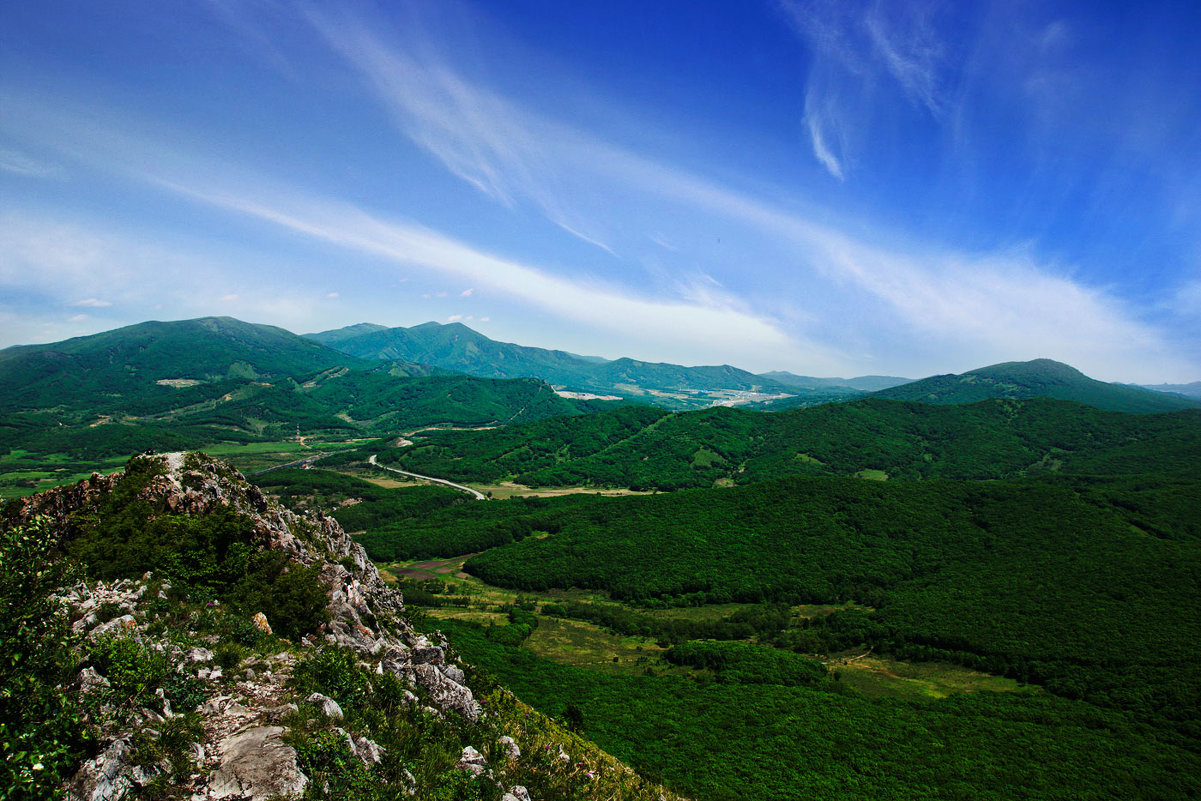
[1,317,1197,466]
[307,321,798,408]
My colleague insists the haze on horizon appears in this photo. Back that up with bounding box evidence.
[2,1,1199,383]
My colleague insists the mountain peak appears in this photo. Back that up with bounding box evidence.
[874,358,1200,413]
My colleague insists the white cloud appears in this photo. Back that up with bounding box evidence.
[804,104,844,180]
[327,291,340,298]
[221,293,238,302]
[69,298,112,308]
[68,313,87,322]
[460,287,473,297]
[2,25,1194,380]
[446,314,463,322]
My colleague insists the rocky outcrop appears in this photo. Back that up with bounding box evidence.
[207,726,308,800]
[34,452,481,800]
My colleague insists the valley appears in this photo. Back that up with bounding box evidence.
[3,316,1200,800]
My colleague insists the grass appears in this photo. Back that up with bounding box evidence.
[855,468,889,481]
[525,617,680,676]
[832,656,1030,700]
[389,557,1023,702]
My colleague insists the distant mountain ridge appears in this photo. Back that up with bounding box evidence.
[0,317,593,459]
[1141,381,1201,400]
[873,358,1200,414]
[758,371,913,393]
[308,321,792,408]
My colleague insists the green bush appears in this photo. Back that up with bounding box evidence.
[0,518,90,800]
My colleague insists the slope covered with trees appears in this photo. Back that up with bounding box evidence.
[872,358,1200,413]
[380,397,1201,489]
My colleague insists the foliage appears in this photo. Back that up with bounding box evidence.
[664,640,827,686]
[253,469,467,532]
[364,473,1201,733]
[59,460,330,640]
[382,397,1201,489]
[0,518,90,800]
[440,620,1201,801]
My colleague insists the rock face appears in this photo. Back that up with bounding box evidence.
[28,452,481,801]
[208,726,308,800]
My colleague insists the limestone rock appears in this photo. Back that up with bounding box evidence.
[66,738,132,801]
[306,692,344,721]
[406,663,479,720]
[497,736,520,761]
[456,745,487,777]
[77,666,111,695]
[208,725,308,800]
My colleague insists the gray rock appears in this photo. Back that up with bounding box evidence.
[508,787,532,801]
[91,614,138,638]
[407,663,479,720]
[306,692,344,721]
[440,664,466,685]
[66,738,132,801]
[208,725,308,800]
[497,736,520,761]
[77,666,111,695]
[354,735,386,765]
[456,745,487,777]
[185,647,215,663]
[411,646,444,665]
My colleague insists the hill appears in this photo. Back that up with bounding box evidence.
[873,358,1200,413]
[0,316,359,413]
[308,321,599,386]
[758,371,912,392]
[0,318,591,468]
[376,396,1201,490]
[309,322,792,409]
[0,452,680,800]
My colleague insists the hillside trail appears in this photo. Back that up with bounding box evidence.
[367,454,487,500]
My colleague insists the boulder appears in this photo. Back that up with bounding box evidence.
[306,692,344,721]
[456,745,487,777]
[208,725,308,800]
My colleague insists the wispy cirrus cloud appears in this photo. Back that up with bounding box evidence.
[3,1,1196,381]
[0,86,836,370]
[778,0,950,179]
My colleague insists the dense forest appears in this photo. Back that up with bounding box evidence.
[353,472,1201,739]
[379,397,1201,489]
[440,620,1201,801]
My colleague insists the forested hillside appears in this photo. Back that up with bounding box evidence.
[379,397,1201,489]
[873,358,1200,413]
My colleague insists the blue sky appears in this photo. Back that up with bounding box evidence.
[2,0,1199,382]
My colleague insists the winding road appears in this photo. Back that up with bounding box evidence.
[367,454,487,501]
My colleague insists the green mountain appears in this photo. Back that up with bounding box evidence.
[304,321,389,344]
[0,316,358,412]
[378,396,1201,490]
[872,358,1200,413]
[307,321,597,385]
[758,371,913,392]
[0,318,589,463]
[308,322,790,408]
